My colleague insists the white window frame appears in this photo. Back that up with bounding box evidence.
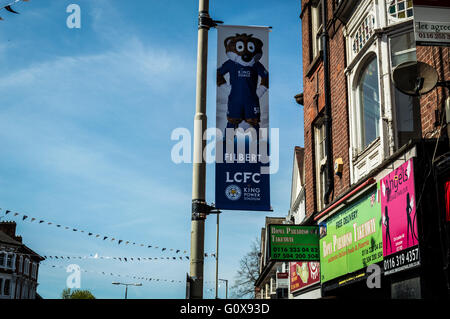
[16,281,21,299]
[32,263,37,279]
[344,1,377,65]
[24,258,30,276]
[310,0,323,60]
[388,28,421,150]
[355,54,381,151]
[314,122,327,211]
[6,254,12,269]
[345,1,392,185]
[19,256,23,274]
[386,0,414,26]
[346,48,385,184]
[21,282,27,299]
[0,252,16,271]
[3,279,11,297]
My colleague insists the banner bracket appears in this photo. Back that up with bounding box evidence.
[191,200,220,220]
[198,11,223,30]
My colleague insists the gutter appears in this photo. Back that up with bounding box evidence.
[321,0,334,205]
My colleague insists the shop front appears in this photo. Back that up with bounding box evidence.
[289,261,321,299]
[317,141,450,299]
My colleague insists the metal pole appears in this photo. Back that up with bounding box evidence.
[225,280,228,299]
[219,279,228,299]
[125,285,128,299]
[190,0,210,299]
[321,0,334,206]
[215,212,220,299]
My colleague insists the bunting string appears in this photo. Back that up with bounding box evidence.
[0,250,216,261]
[42,264,184,284]
[1,208,215,256]
[2,251,221,289]
[0,0,29,20]
[41,254,207,261]
[41,264,217,286]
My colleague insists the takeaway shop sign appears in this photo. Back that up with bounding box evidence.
[268,225,320,262]
[319,188,383,283]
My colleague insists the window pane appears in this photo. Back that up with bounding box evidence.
[391,33,416,67]
[315,123,326,210]
[4,279,10,295]
[360,58,380,148]
[390,32,421,149]
[317,3,323,27]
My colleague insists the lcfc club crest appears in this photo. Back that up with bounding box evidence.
[225,185,242,201]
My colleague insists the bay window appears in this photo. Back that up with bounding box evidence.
[390,31,421,148]
[358,56,380,150]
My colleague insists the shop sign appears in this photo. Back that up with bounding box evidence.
[319,187,383,283]
[380,158,420,274]
[289,262,320,294]
[268,225,320,262]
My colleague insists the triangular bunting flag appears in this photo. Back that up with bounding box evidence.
[5,6,19,14]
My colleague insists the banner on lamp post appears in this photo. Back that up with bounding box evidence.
[215,25,271,211]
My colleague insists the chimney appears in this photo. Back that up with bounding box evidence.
[0,221,17,239]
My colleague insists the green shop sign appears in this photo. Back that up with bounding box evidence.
[319,187,383,283]
[268,225,320,262]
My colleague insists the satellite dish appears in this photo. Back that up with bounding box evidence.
[392,61,438,96]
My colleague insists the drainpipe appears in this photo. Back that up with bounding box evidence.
[321,0,334,205]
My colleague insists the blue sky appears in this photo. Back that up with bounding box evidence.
[0,0,303,299]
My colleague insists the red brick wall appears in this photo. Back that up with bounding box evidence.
[301,0,351,218]
[328,22,350,203]
[300,2,448,219]
[416,45,450,136]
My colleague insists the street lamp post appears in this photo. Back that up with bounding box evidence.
[112,282,142,299]
[215,211,221,299]
[189,0,222,299]
[219,279,228,299]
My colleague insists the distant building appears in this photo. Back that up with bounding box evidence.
[0,221,44,299]
[255,216,288,299]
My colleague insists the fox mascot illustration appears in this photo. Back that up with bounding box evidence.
[217,33,269,131]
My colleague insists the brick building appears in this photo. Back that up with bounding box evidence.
[255,216,287,299]
[294,0,449,298]
[0,221,44,299]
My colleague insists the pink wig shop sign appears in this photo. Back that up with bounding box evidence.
[380,159,419,258]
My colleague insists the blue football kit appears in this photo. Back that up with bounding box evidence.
[218,59,268,121]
